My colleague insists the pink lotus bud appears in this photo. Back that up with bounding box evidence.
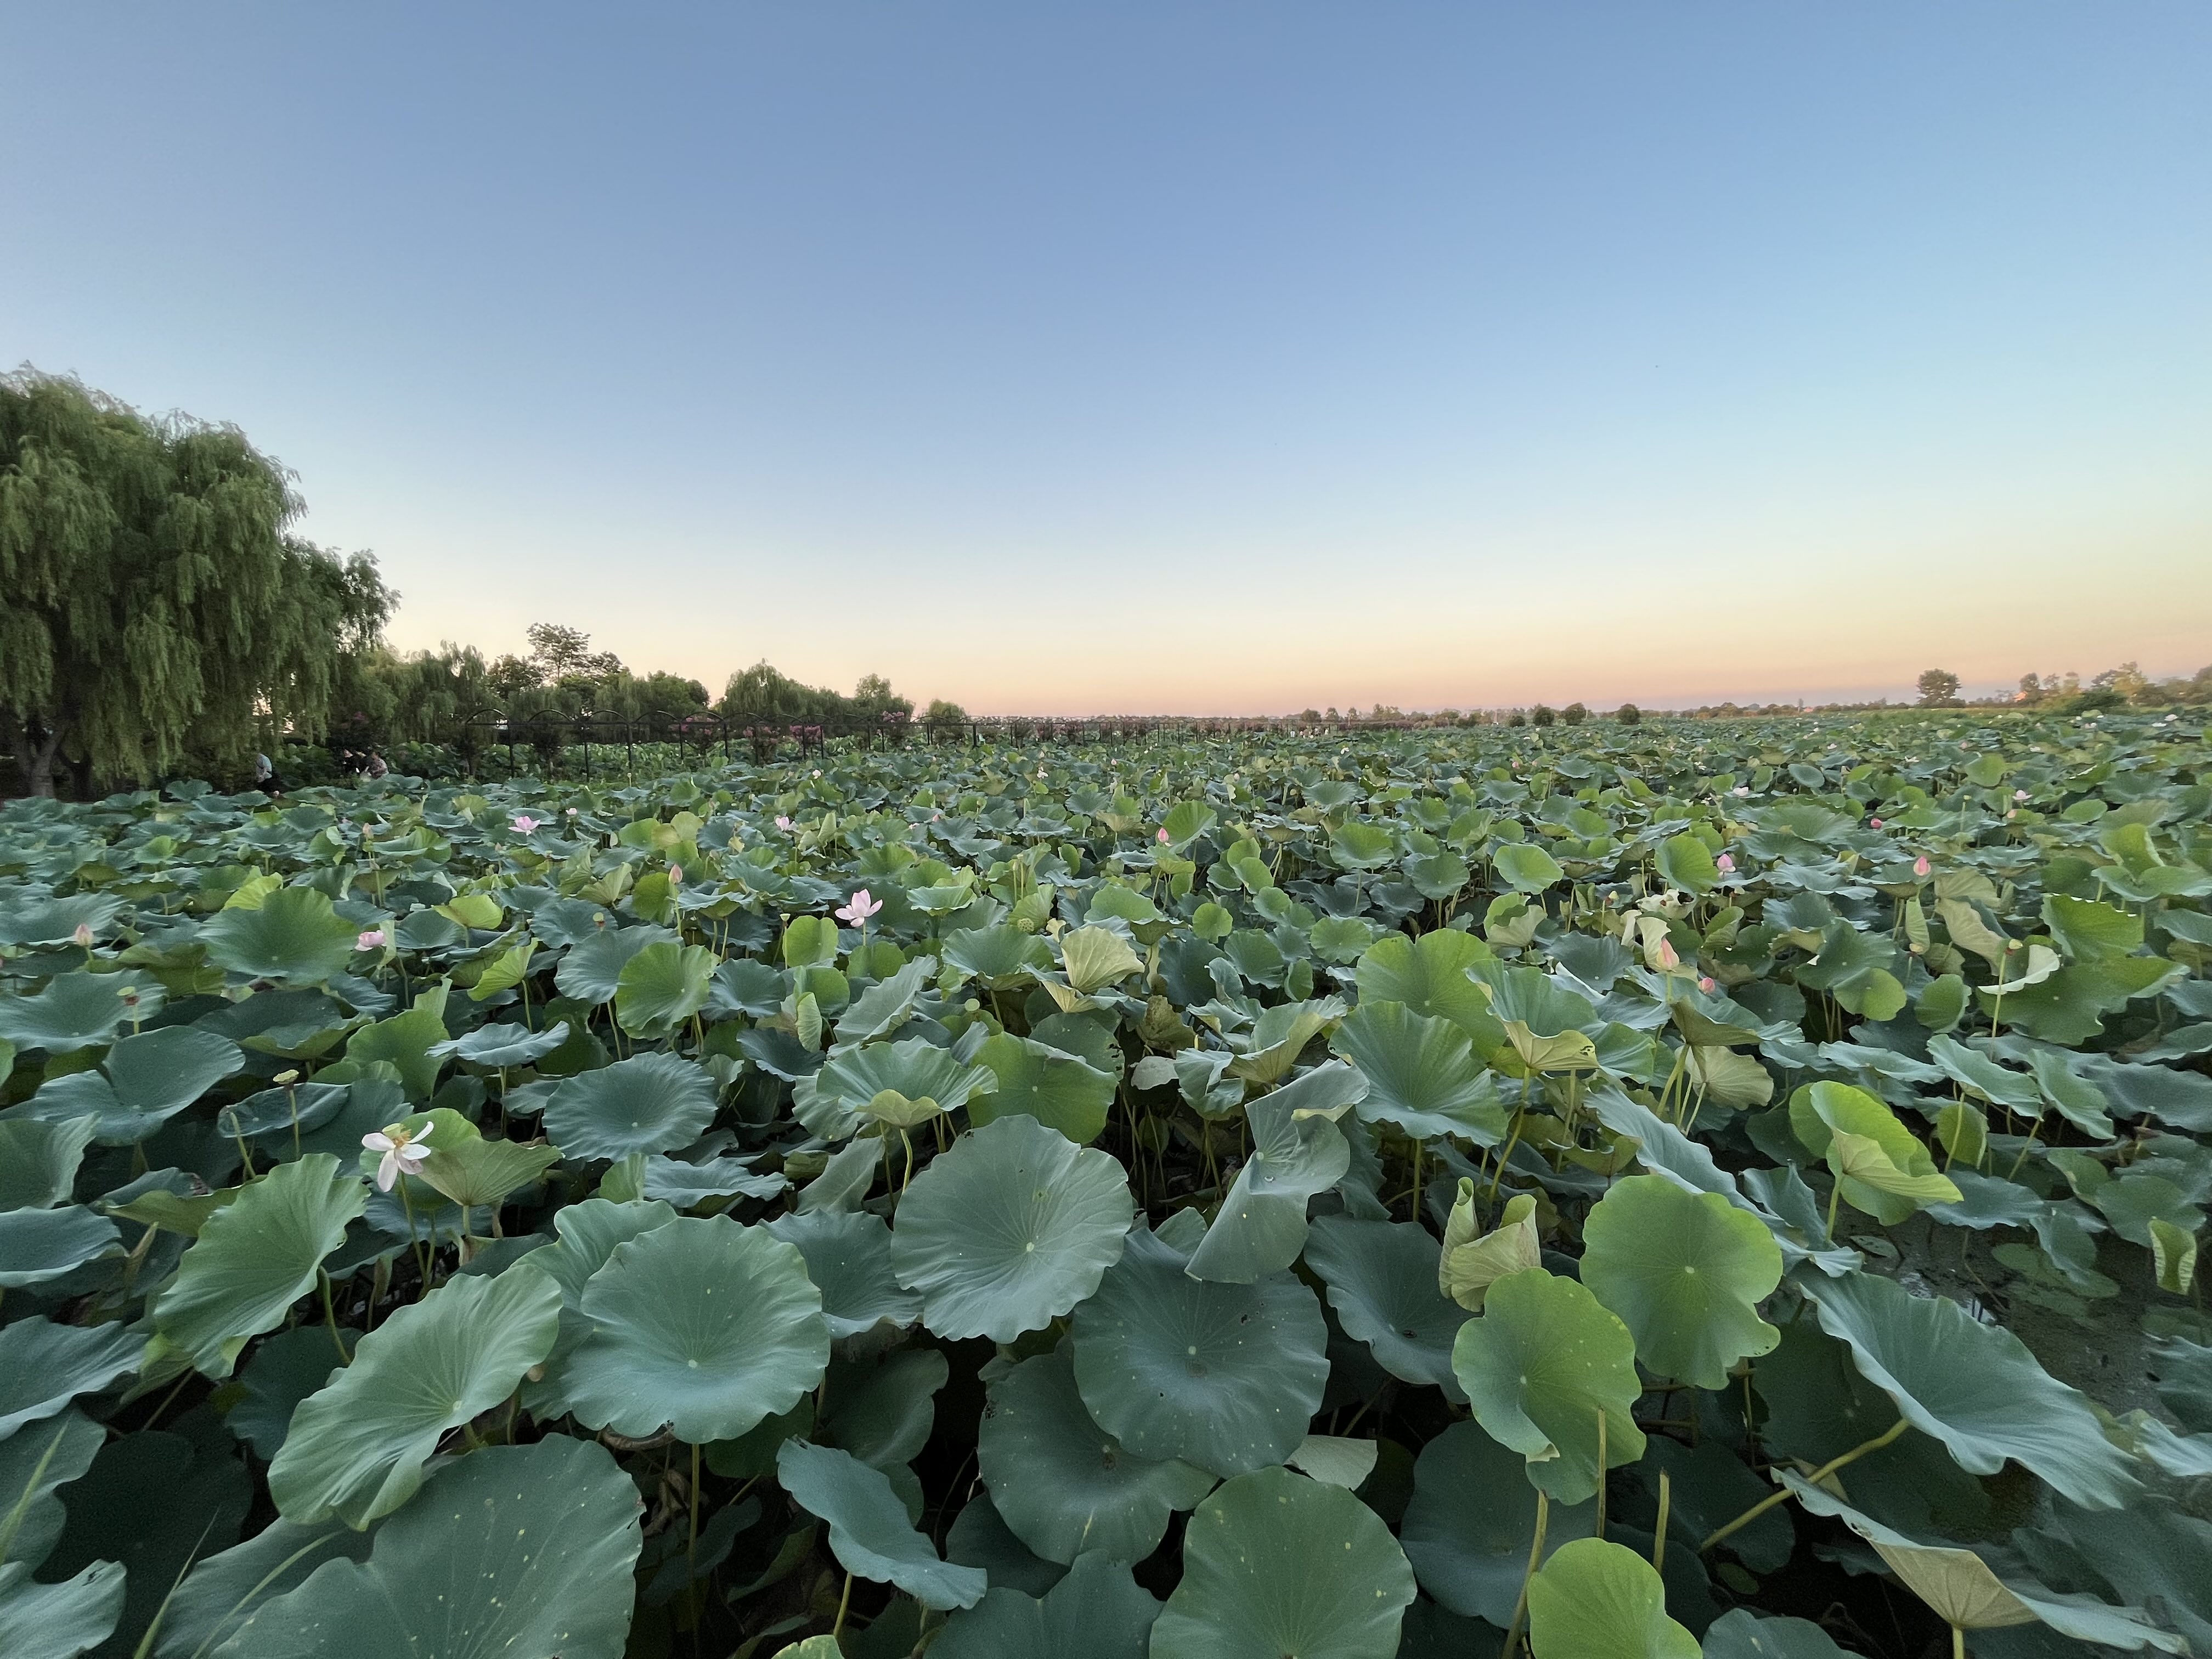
[1656,937,1680,970]
[71,922,95,947]
[1869,817,1883,829]
[775,816,793,831]
[1156,828,1170,844]
[1914,855,1931,878]
[668,864,682,885]
[1697,975,1716,994]
[1715,853,1735,873]
[357,929,387,950]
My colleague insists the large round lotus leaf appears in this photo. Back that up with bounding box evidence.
[1491,842,1565,894]
[104,1025,249,1138]
[145,1154,365,1378]
[890,1114,1133,1342]
[0,1560,125,1657]
[0,893,122,949]
[553,923,676,1006]
[201,887,363,985]
[1400,1420,1596,1623]
[1577,1174,1782,1389]
[0,1316,140,1438]
[817,1037,995,1123]
[342,996,453,1104]
[932,1551,1161,1659]
[428,1021,570,1068]
[0,1115,98,1210]
[0,1409,105,1573]
[1449,1267,1645,1504]
[559,1215,830,1443]
[1331,1000,1508,1143]
[1802,1267,2137,1509]
[775,1439,986,1611]
[1525,1538,1700,1659]
[1150,1465,1416,1659]
[1183,1064,1359,1284]
[977,1344,1213,1565]
[1354,929,1497,1036]
[941,924,1054,989]
[614,940,716,1036]
[0,1205,117,1288]
[220,1436,644,1659]
[542,1051,717,1161]
[969,1034,1114,1144]
[1301,1215,1470,1398]
[766,1207,920,1337]
[0,971,134,1054]
[1070,1223,1328,1476]
[269,1267,564,1527]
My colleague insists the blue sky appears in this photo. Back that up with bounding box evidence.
[5,4,2208,712]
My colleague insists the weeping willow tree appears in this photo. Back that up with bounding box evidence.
[0,371,392,795]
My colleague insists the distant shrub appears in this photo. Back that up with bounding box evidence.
[1616,703,1642,725]
[1562,702,1589,726]
[1531,704,1557,728]
[1506,712,1527,727]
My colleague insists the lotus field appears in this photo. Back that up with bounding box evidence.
[4,713,2212,1659]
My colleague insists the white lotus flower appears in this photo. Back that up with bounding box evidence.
[363,1122,435,1190]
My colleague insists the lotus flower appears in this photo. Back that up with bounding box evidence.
[1869,817,1884,829]
[363,1122,433,1190]
[1914,855,1932,878]
[1732,786,1750,798]
[776,816,793,832]
[1156,828,1170,844]
[2013,789,2029,802]
[1715,853,1735,873]
[511,815,541,834]
[812,769,822,778]
[837,889,883,926]
[72,922,94,947]
[357,929,387,951]
[668,864,682,885]
[1655,936,1680,970]
[1697,976,1717,994]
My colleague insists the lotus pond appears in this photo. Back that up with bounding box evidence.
[2,713,2209,1659]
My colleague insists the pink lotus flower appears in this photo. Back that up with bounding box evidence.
[1697,975,1716,994]
[72,922,95,947]
[363,1122,433,1190]
[511,815,541,834]
[1732,786,1750,798]
[668,864,682,885]
[1869,817,1884,829]
[837,889,883,926]
[1715,853,1735,873]
[1914,855,1932,878]
[1156,828,1170,844]
[357,929,387,950]
[775,816,793,832]
[2013,789,2029,802]
[1655,937,1680,970]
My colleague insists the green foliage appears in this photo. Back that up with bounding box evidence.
[0,709,2204,1657]
[0,371,392,794]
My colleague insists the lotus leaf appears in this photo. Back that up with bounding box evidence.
[560,1215,829,1443]
[890,1113,1133,1341]
[1070,1221,1328,1476]
[270,1267,564,1526]
[1149,1465,1415,1659]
